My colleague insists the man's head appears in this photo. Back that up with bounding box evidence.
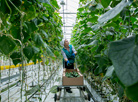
[60,39,69,47]
[64,39,69,47]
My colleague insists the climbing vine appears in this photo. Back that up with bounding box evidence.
[0,0,63,64]
[71,0,138,101]
[0,0,63,101]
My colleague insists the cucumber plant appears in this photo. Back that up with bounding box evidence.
[71,0,138,101]
[0,0,63,63]
[0,0,63,101]
[65,71,80,78]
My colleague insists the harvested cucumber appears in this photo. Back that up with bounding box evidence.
[65,71,80,78]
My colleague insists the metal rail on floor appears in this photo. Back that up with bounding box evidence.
[54,85,96,102]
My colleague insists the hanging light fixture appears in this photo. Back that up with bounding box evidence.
[60,0,65,5]
[60,0,66,38]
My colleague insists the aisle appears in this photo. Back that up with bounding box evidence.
[45,68,92,102]
[45,87,89,102]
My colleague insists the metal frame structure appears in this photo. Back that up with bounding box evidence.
[58,0,79,42]
[0,56,62,102]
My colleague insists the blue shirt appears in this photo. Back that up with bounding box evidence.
[61,45,76,59]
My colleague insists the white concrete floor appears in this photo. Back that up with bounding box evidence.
[45,68,92,102]
[45,87,90,102]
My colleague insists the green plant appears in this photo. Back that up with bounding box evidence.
[50,85,58,93]
[71,0,138,101]
[0,0,63,64]
[65,71,80,78]
[0,0,63,101]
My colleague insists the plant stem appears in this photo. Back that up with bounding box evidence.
[8,0,22,14]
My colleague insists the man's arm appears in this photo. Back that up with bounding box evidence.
[61,50,68,61]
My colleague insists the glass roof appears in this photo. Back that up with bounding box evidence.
[57,0,79,42]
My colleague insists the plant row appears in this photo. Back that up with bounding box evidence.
[0,0,63,65]
[71,0,138,101]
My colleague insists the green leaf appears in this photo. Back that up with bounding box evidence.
[32,53,41,64]
[0,35,16,55]
[23,46,39,60]
[23,5,36,20]
[33,46,40,54]
[104,22,117,28]
[118,85,124,98]
[101,0,111,8]
[95,0,100,3]
[45,59,49,65]
[56,77,61,82]
[111,0,121,8]
[88,16,98,23]
[10,25,21,40]
[130,17,137,23]
[98,0,132,23]
[50,85,57,93]
[94,66,103,75]
[23,30,30,43]
[89,5,97,11]
[38,0,54,9]
[54,51,59,57]
[10,52,22,65]
[42,16,48,22]
[77,7,84,12]
[50,0,60,9]
[26,20,38,34]
[23,46,33,60]
[96,44,104,53]
[95,55,109,68]
[77,40,98,50]
[102,65,114,81]
[45,45,54,57]
[125,82,138,101]
[41,30,48,39]
[33,34,44,46]
[38,0,48,3]
[80,0,85,2]
[109,36,138,87]
[24,85,40,96]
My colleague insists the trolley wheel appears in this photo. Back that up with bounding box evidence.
[82,86,85,91]
[57,87,61,92]
[54,93,57,102]
[57,87,59,92]
[87,93,91,101]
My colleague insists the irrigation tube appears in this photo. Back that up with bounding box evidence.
[84,74,120,102]
[84,75,105,102]
[8,58,11,102]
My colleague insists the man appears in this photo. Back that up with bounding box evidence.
[60,39,77,93]
[61,39,77,69]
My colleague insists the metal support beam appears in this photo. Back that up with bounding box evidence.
[64,36,71,38]
[64,33,72,34]
[63,26,74,27]
[59,12,77,14]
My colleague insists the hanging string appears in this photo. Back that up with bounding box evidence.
[25,61,27,101]
[0,56,1,101]
[19,9,25,102]
[8,58,11,102]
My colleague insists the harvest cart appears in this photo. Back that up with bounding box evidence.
[54,68,91,102]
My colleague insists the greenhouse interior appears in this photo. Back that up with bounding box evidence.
[0,0,138,102]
